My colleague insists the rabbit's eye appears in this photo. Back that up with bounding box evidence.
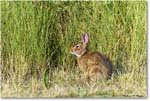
[76,45,80,48]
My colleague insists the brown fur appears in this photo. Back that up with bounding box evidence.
[77,51,112,80]
[70,33,112,80]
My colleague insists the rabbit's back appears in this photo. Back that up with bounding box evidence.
[77,51,112,79]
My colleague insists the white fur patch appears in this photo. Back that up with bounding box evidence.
[71,52,81,57]
[71,50,86,58]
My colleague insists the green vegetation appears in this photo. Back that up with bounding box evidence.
[1,1,146,98]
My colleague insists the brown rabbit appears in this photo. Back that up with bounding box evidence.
[70,33,112,80]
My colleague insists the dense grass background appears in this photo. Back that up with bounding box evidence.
[1,1,146,98]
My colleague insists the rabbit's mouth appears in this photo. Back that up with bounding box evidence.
[71,52,81,57]
[71,50,87,58]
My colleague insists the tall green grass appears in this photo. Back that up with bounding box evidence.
[1,1,146,98]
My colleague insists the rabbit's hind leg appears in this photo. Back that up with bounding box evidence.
[88,66,104,81]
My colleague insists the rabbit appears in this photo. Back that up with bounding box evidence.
[70,33,112,80]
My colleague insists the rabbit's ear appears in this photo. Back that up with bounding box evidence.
[82,33,89,44]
